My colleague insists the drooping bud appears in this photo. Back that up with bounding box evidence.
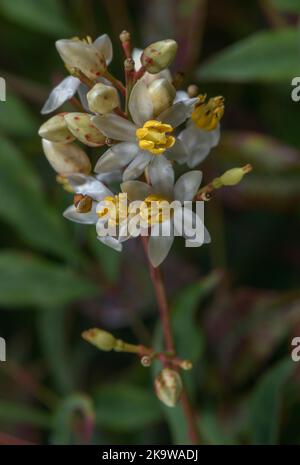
[148,78,176,116]
[219,164,252,186]
[74,194,93,213]
[64,112,106,147]
[87,83,120,114]
[82,328,117,352]
[38,113,75,143]
[56,38,107,80]
[154,368,183,408]
[42,139,91,175]
[187,84,199,98]
[141,40,177,74]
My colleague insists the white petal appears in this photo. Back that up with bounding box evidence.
[174,206,204,243]
[121,180,152,201]
[174,171,202,202]
[165,139,188,164]
[93,34,113,64]
[174,90,189,103]
[158,98,198,128]
[94,142,138,173]
[185,226,211,247]
[92,114,136,141]
[97,235,123,251]
[210,124,221,147]
[96,171,122,183]
[148,221,174,267]
[41,76,80,114]
[63,203,98,224]
[148,156,174,198]
[132,48,143,70]
[66,174,112,201]
[77,83,90,112]
[129,80,153,126]
[122,151,152,181]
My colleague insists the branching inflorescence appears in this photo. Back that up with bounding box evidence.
[39,31,252,443]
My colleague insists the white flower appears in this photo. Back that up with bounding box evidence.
[121,156,210,267]
[63,174,129,251]
[41,34,113,114]
[92,80,197,181]
[178,94,224,168]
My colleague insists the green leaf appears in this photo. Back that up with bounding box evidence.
[0,250,98,308]
[0,92,37,136]
[171,271,222,363]
[249,359,294,444]
[272,0,300,13]
[51,394,94,445]
[0,401,52,428]
[0,0,74,36]
[94,383,162,432]
[0,136,78,261]
[199,411,237,445]
[38,308,74,394]
[198,28,300,82]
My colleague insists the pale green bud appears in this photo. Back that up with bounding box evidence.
[148,78,176,116]
[64,112,106,147]
[87,83,120,114]
[38,113,75,143]
[82,328,117,352]
[42,139,91,175]
[220,164,252,186]
[141,40,177,74]
[154,368,182,408]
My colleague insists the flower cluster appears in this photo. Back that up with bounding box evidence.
[39,32,251,268]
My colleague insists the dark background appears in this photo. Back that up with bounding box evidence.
[0,0,299,445]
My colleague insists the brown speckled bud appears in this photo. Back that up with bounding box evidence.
[42,139,91,175]
[64,112,106,147]
[141,40,177,74]
[154,368,183,408]
[87,83,119,115]
[38,113,75,143]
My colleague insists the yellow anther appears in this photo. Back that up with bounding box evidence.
[140,194,171,225]
[191,94,225,131]
[136,120,175,155]
[97,193,128,226]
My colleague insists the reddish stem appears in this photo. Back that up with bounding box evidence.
[0,432,35,445]
[141,236,200,444]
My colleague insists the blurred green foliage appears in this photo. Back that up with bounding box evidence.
[0,0,299,445]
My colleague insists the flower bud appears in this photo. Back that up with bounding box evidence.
[56,38,107,80]
[154,368,183,408]
[141,40,177,74]
[219,164,252,187]
[64,112,106,147]
[148,78,176,116]
[87,83,120,114]
[74,194,93,213]
[82,328,117,351]
[38,113,75,143]
[42,139,91,175]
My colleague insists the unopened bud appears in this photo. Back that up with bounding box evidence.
[42,139,91,175]
[64,112,106,147]
[87,83,120,115]
[218,164,252,187]
[56,38,107,80]
[119,30,131,43]
[38,113,75,143]
[82,328,117,352]
[74,194,93,213]
[148,78,176,116]
[187,84,199,98]
[154,368,183,408]
[141,355,152,367]
[141,40,177,74]
[180,360,193,371]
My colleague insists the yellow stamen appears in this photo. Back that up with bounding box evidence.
[136,120,175,155]
[97,193,128,226]
[140,194,171,225]
[191,94,225,131]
